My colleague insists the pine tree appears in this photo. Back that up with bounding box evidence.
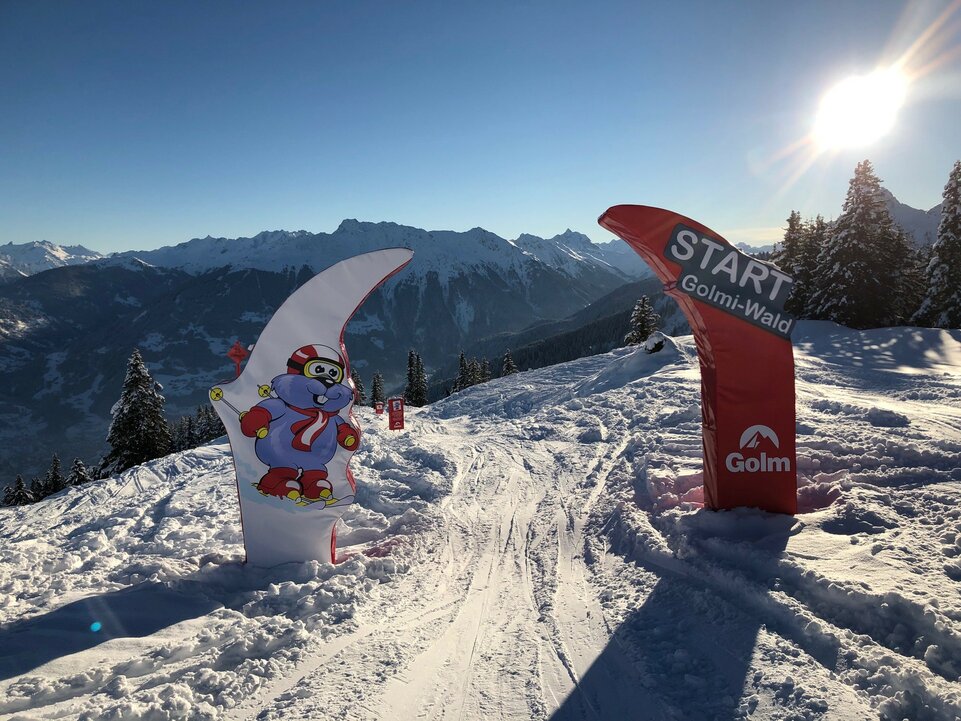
[808,160,905,328]
[413,354,429,406]
[171,416,191,451]
[168,420,180,451]
[915,160,961,327]
[44,454,67,496]
[467,358,481,387]
[370,372,385,406]
[351,368,366,404]
[183,415,197,449]
[193,405,223,444]
[403,351,430,406]
[502,349,518,376]
[5,475,33,506]
[208,405,226,439]
[102,349,172,475]
[774,211,814,316]
[67,458,92,486]
[29,476,48,501]
[405,350,418,403]
[892,231,925,324]
[624,296,660,345]
[453,351,469,392]
[194,407,210,444]
[480,358,492,383]
[797,216,827,317]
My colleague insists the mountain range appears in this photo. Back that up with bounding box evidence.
[0,240,103,282]
[0,222,647,480]
[0,191,943,480]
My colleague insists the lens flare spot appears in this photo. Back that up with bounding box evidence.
[90,621,102,633]
[813,67,909,150]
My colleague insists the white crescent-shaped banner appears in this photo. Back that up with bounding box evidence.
[210,248,414,567]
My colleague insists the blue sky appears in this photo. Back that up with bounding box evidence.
[1,1,959,252]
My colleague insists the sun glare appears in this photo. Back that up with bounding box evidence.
[813,67,909,150]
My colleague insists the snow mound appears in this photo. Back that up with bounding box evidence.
[575,335,688,396]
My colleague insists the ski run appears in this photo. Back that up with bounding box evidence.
[2,321,961,721]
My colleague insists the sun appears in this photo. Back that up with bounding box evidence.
[813,67,909,150]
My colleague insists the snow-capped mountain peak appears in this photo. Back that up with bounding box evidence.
[103,220,636,286]
[0,240,103,279]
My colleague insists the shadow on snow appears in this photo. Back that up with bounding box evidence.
[550,512,796,720]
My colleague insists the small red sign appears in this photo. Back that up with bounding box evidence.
[375,401,384,414]
[387,397,405,430]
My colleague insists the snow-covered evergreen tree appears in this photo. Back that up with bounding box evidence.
[405,350,418,403]
[414,354,429,405]
[370,372,385,406]
[894,232,927,324]
[102,348,172,475]
[914,160,961,327]
[197,405,225,443]
[172,417,185,451]
[775,211,804,276]
[452,352,469,392]
[467,358,481,387]
[351,368,366,404]
[5,475,33,506]
[67,458,92,486]
[808,160,905,328]
[187,414,199,447]
[29,476,47,501]
[171,415,198,452]
[480,358,491,383]
[795,215,826,317]
[502,349,518,376]
[624,295,660,345]
[44,454,67,496]
[775,211,820,316]
[404,350,429,406]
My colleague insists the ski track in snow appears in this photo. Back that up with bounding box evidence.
[1,321,960,720]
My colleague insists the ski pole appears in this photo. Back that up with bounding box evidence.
[257,384,277,399]
[209,387,268,438]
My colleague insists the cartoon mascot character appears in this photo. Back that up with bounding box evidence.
[240,344,359,505]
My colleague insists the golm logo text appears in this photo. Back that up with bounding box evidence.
[725,425,791,473]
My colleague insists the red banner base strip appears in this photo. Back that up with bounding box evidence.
[599,205,797,515]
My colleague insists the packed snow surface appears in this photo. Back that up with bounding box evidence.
[1,322,960,720]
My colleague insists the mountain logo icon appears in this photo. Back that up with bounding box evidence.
[738,425,780,450]
[726,424,790,474]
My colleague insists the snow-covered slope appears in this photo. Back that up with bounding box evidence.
[0,240,103,280]
[2,322,959,720]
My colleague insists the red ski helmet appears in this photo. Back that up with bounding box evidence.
[286,344,346,383]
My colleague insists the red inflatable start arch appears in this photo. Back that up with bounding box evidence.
[600,205,797,515]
